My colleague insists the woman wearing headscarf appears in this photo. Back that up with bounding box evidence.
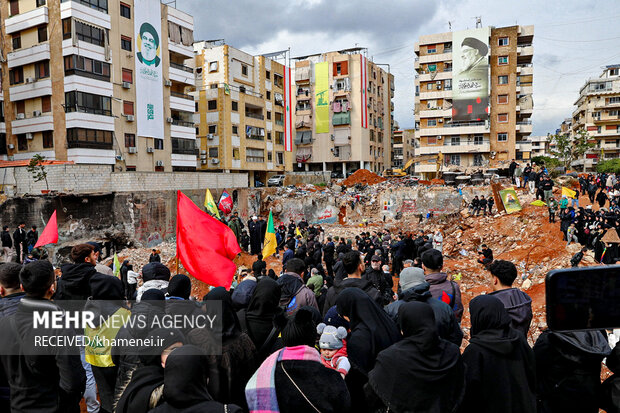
[237,278,286,362]
[367,301,464,413]
[188,287,257,409]
[245,308,350,413]
[336,288,401,413]
[116,328,185,413]
[460,295,536,413]
[149,345,243,413]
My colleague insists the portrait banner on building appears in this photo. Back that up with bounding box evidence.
[499,188,522,214]
[134,0,164,138]
[314,62,329,134]
[284,66,293,151]
[452,27,490,122]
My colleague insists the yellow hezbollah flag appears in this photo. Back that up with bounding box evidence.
[314,62,329,133]
[113,253,121,278]
[530,200,547,207]
[204,189,220,219]
[295,227,302,237]
[562,186,577,199]
[262,210,277,258]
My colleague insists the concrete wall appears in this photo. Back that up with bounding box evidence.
[3,164,248,195]
[380,187,465,218]
[283,171,331,186]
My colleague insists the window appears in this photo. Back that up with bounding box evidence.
[276,152,284,165]
[208,125,217,134]
[474,135,483,145]
[426,83,432,90]
[427,137,437,145]
[72,0,107,12]
[126,166,136,171]
[444,79,452,90]
[451,136,460,146]
[498,133,508,141]
[72,20,104,46]
[17,134,28,151]
[609,97,620,104]
[497,94,509,104]
[267,151,272,161]
[64,91,112,115]
[498,56,508,65]
[449,155,460,165]
[266,91,271,100]
[265,70,271,79]
[241,64,248,76]
[333,61,348,76]
[246,148,264,163]
[15,101,25,115]
[42,131,53,148]
[171,137,197,154]
[498,113,508,123]
[498,75,509,85]
[66,128,113,149]
[498,37,509,46]
[9,0,18,16]
[41,96,51,113]
[12,35,21,50]
[35,61,50,79]
[427,119,437,127]
[597,126,602,134]
[64,55,110,80]
[267,132,272,140]
[123,101,134,116]
[231,101,238,111]
[9,67,23,85]
[275,131,284,145]
[427,45,436,54]
[120,2,130,18]
[208,148,218,158]
[209,61,218,72]
[232,125,238,135]
[121,36,132,51]
[154,139,163,150]
[122,68,133,83]
[266,111,271,120]
[611,68,619,76]
[232,148,240,160]
[38,25,47,43]
[125,133,135,147]
[473,154,483,166]
[207,100,217,110]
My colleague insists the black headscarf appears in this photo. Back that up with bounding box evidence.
[161,345,212,408]
[168,274,191,299]
[205,287,240,340]
[90,273,125,300]
[469,294,521,354]
[368,302,464,413]
[281,308,316,347]
[336,287,401,374]
[242,278,283,352]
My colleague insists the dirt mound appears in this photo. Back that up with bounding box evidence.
[342,169,386,186]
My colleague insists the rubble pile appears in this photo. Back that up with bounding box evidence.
[341,169,386,186]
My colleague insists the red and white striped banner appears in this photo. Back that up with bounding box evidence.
[360,55,368,129]
[284,66,293,151]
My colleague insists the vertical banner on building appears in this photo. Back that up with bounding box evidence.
[314,62,329,134]
[360,55,368,128]
[134,0,164,138]
[284,66,293,151]
[452,27,490,122]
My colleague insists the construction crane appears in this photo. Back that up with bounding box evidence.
[383,153,444,177]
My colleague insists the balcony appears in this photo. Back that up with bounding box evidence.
[517,64,533,76]
[60,1,111,30]
[419,89,453,100]
[9,79,52,101]
[65,111,114,131]
[167,7,194,58]
[11,114,54,135]
[418,121,488,137]
[516,140,533,152]
[516,121,533,134]
[517,44,534,56]
[171,121,195,140]
[169,62,194,85]
[417,71,452,82]
[67,148,115,165]
[64,75,112,96]
[245,112,264,120]
[7,43,50,69]
[170,93,195,112]
[418,140,490,155]
[418,52,452,65]
[171,153,198,167]
[418,108,452,118]
[5,6,49,35]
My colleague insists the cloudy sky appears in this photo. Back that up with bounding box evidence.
[180,0,620,136]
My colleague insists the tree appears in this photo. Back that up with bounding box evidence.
[27,154,49,191]
[548,128,596,171]
[596,159,620,174]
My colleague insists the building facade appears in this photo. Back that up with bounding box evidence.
[0,0,195,171]
[292,48,394,175]
[413,25,534,178]
[571,65,620,170]
[194,42,294,185]
[391,128,415,168]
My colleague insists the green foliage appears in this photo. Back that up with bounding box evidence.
[548,129,596,170]
[596,159,620,174]
[531,156,560,170]
[26,154,49,190]
[317,182,327,187]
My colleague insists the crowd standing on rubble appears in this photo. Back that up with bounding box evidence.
[2,168,620,412]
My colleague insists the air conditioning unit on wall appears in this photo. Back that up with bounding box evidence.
[147,147,154,153]
[155,160,164,167]
[122,81,131,89]
[126,115,135,121]
[127,147,137,153]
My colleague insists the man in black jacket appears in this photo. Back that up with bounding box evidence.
[1,225,13,263]
[0,260,86,412]
[323,237,335,277]
[56,244,100,310]
[25,225,38,254]
[385,266,463,346]
[487,260,533,337]
[13,222,26,263]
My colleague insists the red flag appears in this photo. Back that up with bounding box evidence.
[34,210,58,248]
[218,190,233,215]
[176,191,240,289]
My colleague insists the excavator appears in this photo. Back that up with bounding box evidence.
[383,153,444,178]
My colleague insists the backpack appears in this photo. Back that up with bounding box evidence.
[439,281,457,311]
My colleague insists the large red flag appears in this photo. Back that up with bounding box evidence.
[176,191,241,289]
[34,210,58,248]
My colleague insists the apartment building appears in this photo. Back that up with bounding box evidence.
[292,48,394,175]
[194,41,294,185]
[571,65,620,170]
[0,0,195,171]
[391,128,415,168]
[413,25,534,178]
